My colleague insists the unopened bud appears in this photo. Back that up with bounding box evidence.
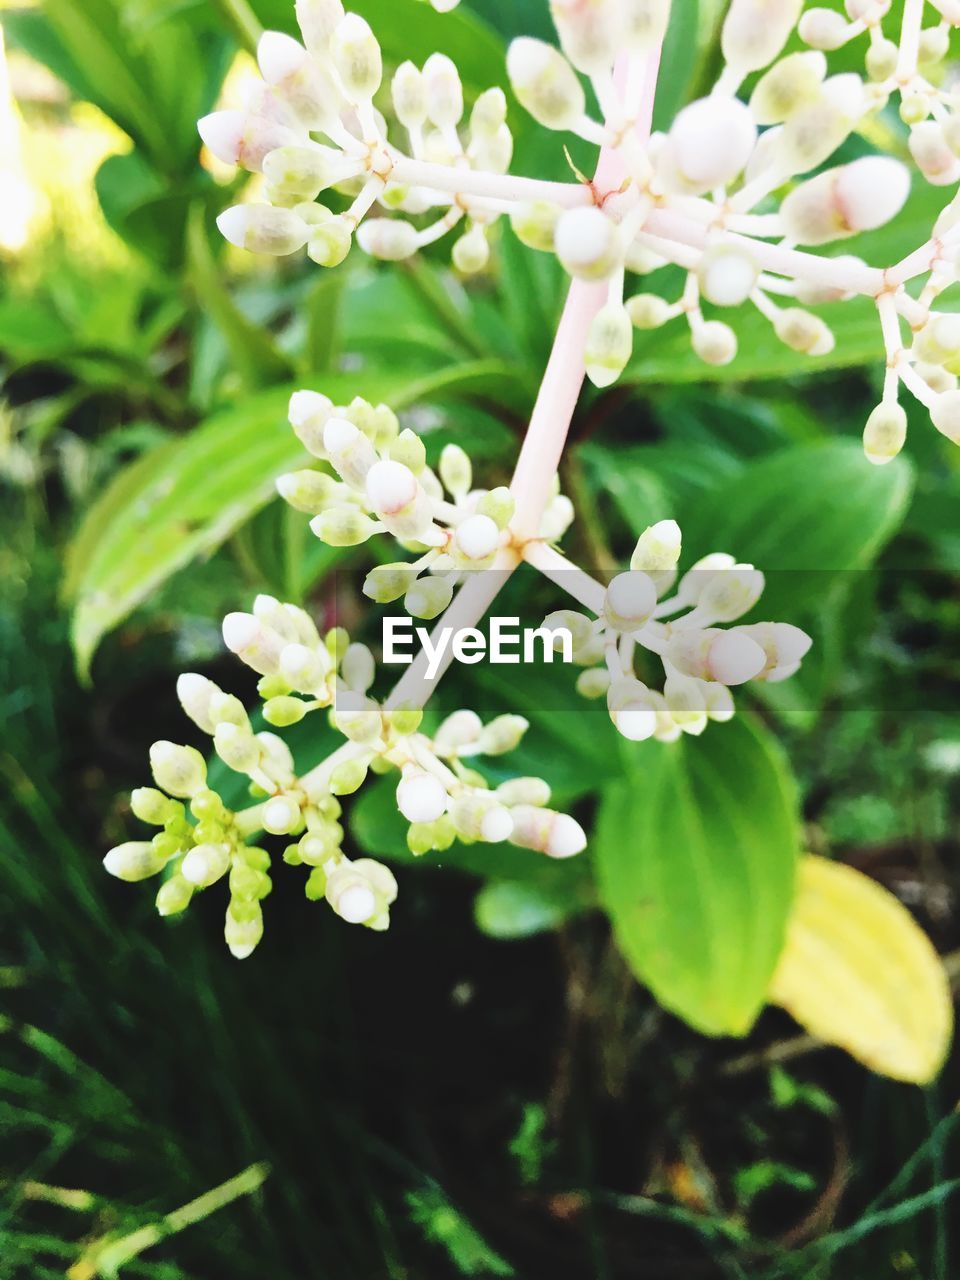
[865,36,898,80]
[225,903,264,959]
[692,320,737,366]
[496,776,551,807]
[423,52,463,127]
[288,390,333,457]
[449,793,514,842]
[105,841,170,882]
[664,96,756,193]
[555,207,623,281]
[550,0,622,73]
[150,741,207,798]
[721,0,803,74]
[781,157,910,245]
[435,709,484,753]
[322,416,378,488]
[697,567,765,622]
[329,758,369,796]
[479,714,529,755]
[603,571,657,633]
[576,667,611,699]
[507,37,585,131]
[333,692,383,744]
[156,875,194,916]
[217,205,309,256]
[471,87,507,137]
[697,245,759,307]
[452,225,490,274]
[198,109,298,172]
[397,770,448,823]
[364,562,415,603]
[773,308,835,356]
[406,576,454,620]
[626,293,671,329]
[357,218,419,261]
[586,304,633,388]
[931,390,960,444]
[342,643,376,694]
[392,61,427,128]
[798,7,851,49]
[509,806,586,858]
[306,212,353,267]
[439,444,472,499]
[131,786,176,826]
[330,13,382,102]
[777,74,864,174]
[909,122,960,186]
[476,487,515,529]
[182,842,231,888]
[214,722,263,774]
[750,51,827,124]
[453,513,501,565]
[631,519,682,572]
[276,469,340,514]
[863,401,907,464]
[607,678,658,742]
[295,0,345,54]
[511,201,559,253]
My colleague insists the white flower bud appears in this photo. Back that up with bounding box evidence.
[405,576,454,620]
[773,308,835,356]
[663,671,709,736]
[288,390,333,458]
[295,0,344,54]
[311,507,381,547]
[576,667,611,698]
[471,87,507,138]
[149,741,207,798]
[392,61,427,128]
[326,865,377,924]
[798,7,852,49]
[750,51,827,124]
[263,143,355,200]
[863,402,907,465]
[704,683,735,723]
[175,673,219,734]
[262,795,302,835]
[554,207,623,281]
[603,571,657,633]
[423,52,463,127]
[697,567,765,622]
[626,293,672,329]
[258,31,340,130]
[631,519,681,595]
[181,842,232,889]
[225,904,264,959]
[623,0,671,48]
[585,304,633,388]
[397,771,448,823]
[511,201,560,253]
[276,469,340,514]
[452,225,490,275]
[476,487,515,530]
[931,390,960,445]
[777,74,864,175]
[919,25,950,66]
[453,513,501,565]
[131,786,177,826]
[478,714,529,755]
[435,709,484,754]
[697,245,759,307]
[156,875,194,916]
[721,0,803,74]
[781,157,910,246]
[213,722,262,774]
[330,13,382,102]
[692,320,737,365]
[508,806,587,858]
[734,622,813,682]
[217,205,310,256]
[664,96,757,193]
[607,678,658,742]
[909,122,960,186]
[449,793,514,842]
[105,841,170,882]
[280,642,330,692]
[539,493,575,542]
[365,458,418,516]
[677,553,738,607]
[422,452,464,511]
[865,37,898,81]
[333,691,382,744]
[222,612,284,675]
[364,563,415,604]
[306,211,353,267]
[496,777,551,807]
[198,109,298,172]
[666,628,767,685]
[915,314,960,365]
[323,416,378,488]
[342,642,375,693]
[550,0,622,73]
[507,38,585,131]
[356,218,419,261]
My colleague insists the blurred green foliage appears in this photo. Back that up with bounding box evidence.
[1,0,959,1276]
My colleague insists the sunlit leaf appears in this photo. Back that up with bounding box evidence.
[595,714,800,1037]
[769,855,954,1084]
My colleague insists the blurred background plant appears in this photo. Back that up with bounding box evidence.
[1,0,959,1276]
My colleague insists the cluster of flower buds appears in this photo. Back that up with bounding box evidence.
[198,0,515,275]
[277,388,573,617]
[201,0,960,460]
[105,592,586,955]
[544,518,812,741]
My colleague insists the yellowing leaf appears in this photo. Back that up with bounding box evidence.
[769,856,954,1084]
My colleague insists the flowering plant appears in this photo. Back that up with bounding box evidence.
[101,0,955,1082]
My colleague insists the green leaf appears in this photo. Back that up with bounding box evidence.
[64,360,515,678]
[474,879,588,939]
[682,440,914,619]
[186,203,295,387]
[594,714,800,1037]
